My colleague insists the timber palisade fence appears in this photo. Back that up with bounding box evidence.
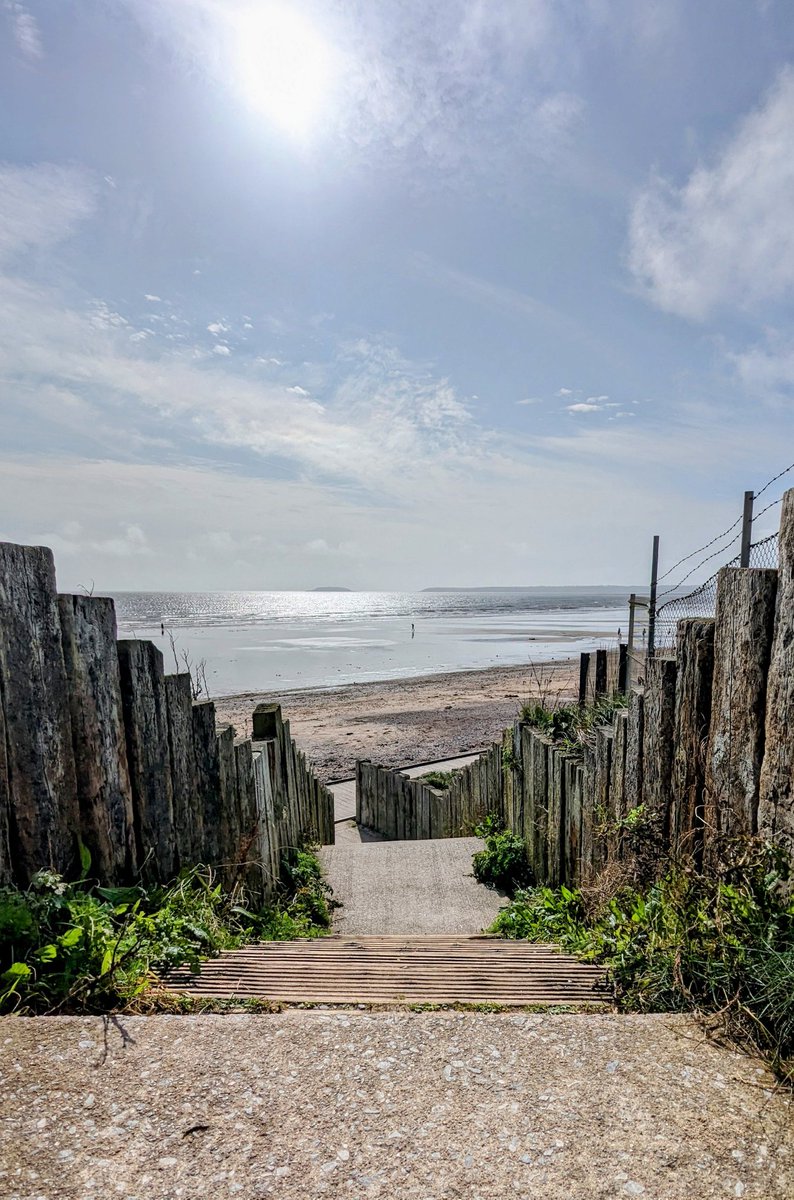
[0,541,334,900]
[356,490,794,882]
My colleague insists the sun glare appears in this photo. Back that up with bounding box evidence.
[234,3,336,138]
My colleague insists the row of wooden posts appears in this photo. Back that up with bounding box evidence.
[0,542,334,898]
[356,491,794,878]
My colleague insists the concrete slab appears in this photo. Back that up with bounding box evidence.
[2,1012,791,1200]
[318,837,504,934]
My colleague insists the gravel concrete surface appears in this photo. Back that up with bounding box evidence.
[318,838,505,934]
[1,1012,791,1200]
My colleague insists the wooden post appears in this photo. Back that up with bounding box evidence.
[740,490,754,569]
[611,709,628,861]
[164,673,200,870]
[58,594,135,882]
[117,639,176,881]
[647,535,660,658]
[578,653,590,707]
[760,489,794,853]
[594,649,608,700]
[617,643,628,695]
[624,689,644,816]
[593,726,614,871]
[641,657,677,849]
[672,618,715,862]
[706,567,776,846]
[191,700,221,865]
[0,543,79,884]
[627,594,637,658]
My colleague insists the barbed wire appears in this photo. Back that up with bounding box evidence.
[654,532,779,649]
[753,459,794,500]
[656,458,794,588]
[656,530,741,600]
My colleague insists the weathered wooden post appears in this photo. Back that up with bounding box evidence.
[706,567,776,846]
[0,543,79,884]
[617,643,628,695]
[624,689,644,817]
[192,700,221,864]
[58,594,136,882]
[760,490,794,854]
[578,653,590,707]
[641,657,677,849]
[164,673,200,869]
[672,618,715,862]
[117,639,176,881]
[594,649,608,700]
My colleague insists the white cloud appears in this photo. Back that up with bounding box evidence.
[556,387,574,396]
[207,320,230,334]
[567,402,601,413]
[515,397,540,406]
[212,343,231,355]
[144,293,163,302]
[0,162,96,265]
[628,67,794,320]
[732,333,794,396]
[5,2,42,58]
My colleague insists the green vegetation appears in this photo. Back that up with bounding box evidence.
[472,815,532,893]
[520,694,628,757]
[0,847,336,1015]
[417,769,456,790]
[491,841,794,1082]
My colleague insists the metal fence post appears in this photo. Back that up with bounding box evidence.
[740,490,754,568]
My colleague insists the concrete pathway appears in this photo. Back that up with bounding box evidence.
[3,1013,791,1200]
[318,837,503,935]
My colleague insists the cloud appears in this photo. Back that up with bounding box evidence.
[4,2,42,58]
[567,402,601,413]
[628,67,794,320]
[207,320,230,334]
[145,293,163,302]
[212,343,231,355]
[556,387,574,396]
[0,162,96,265]
[732,332,794,397]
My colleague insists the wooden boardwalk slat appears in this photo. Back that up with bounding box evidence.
[163,935,609,1007]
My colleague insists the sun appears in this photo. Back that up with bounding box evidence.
[234,2,337,139]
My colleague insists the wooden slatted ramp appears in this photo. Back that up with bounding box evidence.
[164,936,609,1007]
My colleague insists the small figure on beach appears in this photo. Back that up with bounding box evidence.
[161,622,164,636]
[411,622,415,638]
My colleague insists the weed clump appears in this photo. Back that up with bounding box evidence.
[491,840,794,1082]
[520,694,628,757]
[0,846,336,1015]
[417,770,456,791]
[472,816,532,894]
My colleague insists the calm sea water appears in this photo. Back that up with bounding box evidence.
[112,588,633,697]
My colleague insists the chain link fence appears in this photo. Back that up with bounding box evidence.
[653,532,779,651]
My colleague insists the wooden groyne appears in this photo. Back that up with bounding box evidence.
[0,543,334,899]
[356,490,794,879]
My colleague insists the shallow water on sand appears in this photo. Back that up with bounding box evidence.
[112,588,633,696]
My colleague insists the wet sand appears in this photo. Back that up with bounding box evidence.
[213,658,578,782]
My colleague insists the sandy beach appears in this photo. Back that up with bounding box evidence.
[213,657,579,782]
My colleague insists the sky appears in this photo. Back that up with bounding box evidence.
[1,0,794,590]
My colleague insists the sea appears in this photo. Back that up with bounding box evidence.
[112,588,635,698]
